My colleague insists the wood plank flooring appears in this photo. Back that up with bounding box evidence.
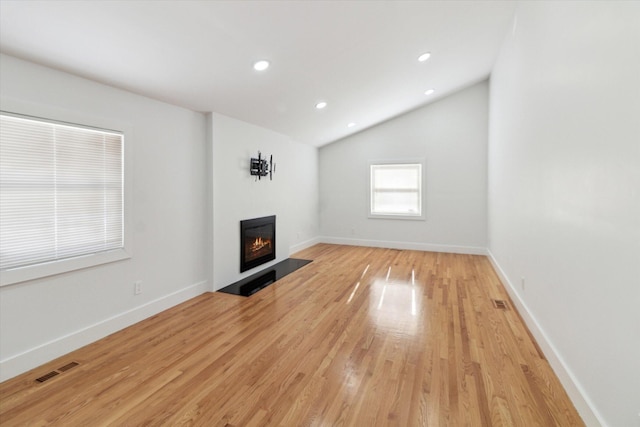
[0,244,584,426]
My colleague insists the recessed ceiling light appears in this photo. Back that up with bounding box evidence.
[347,122,356,128]
[424,89,435,95]
[253,60,270,71]
[315,101,327,109]
[418,52,431,62]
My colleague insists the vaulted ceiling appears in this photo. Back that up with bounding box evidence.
[0,1,516,146]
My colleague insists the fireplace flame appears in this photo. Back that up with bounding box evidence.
[251,237,271,253]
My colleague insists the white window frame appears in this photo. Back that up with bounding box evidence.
[0,104,132,287]
[369,159,426,221]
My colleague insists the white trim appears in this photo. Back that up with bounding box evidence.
[289,237,321,255]
[319,236,487,255]
[0,280,208,382]
[486,249,605,427]
[1,249,131,287]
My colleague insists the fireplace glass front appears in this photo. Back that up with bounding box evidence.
[240,215,276,272]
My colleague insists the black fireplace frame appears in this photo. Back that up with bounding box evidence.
[240,215,276,272]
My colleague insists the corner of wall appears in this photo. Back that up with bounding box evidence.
[289,237,322,256]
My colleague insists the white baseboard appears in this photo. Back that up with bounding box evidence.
[0,280,209,382]
[486,250,605,427]
[318,236,488,255]
[289,237,322,255]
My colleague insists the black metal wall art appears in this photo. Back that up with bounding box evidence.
[250,151,275,180]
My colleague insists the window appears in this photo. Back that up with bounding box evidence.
[370,161,425,220]
[0,112,128,285]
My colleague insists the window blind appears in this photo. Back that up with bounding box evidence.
[0,113,123,271]
[370,163,422,216]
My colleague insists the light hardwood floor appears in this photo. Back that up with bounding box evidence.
[0,244,584,426]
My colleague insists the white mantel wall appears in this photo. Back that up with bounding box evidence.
[210,112,318,290]
[488,2,640,426]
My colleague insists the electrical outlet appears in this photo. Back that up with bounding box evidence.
[521,276,525,291]
[134,280,142,295]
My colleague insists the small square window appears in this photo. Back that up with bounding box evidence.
[369,161,425,220]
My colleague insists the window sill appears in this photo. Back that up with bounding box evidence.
[368,213,426,221]
[0,249,131,287]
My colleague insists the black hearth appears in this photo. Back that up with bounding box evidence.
[219,258,312,297]
[240,215,276,272]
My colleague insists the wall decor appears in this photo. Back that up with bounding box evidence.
[250,151,275,180]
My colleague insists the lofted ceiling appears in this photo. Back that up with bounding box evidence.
[0,1,516,146]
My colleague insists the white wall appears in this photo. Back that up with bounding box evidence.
[210,113,318,290]
[0,55,209,381]
[319,81,488,253]
[488,3,640,426]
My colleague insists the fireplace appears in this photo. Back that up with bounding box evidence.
[240,215,276,272]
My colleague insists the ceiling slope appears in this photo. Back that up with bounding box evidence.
[0,1,516,146]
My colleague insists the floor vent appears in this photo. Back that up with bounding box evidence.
[35,371,60,383]
[35,361,80,383]
[492,299,509,310]
[58,361,79,372]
